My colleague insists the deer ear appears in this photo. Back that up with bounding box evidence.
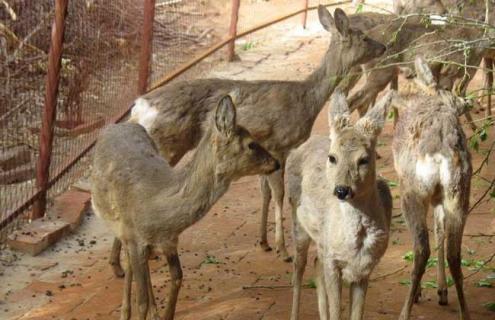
[334,8,350,37]
[215,95,237,138]
[414,55,436,88]
[355,90,394,139]
[318,5,336,32]
[328,89,350,137]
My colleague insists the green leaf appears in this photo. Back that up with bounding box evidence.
[462,259,473,267]
[403,251,414,262]
[480,128,488,141]
[201,255,221,265]
[399,279,411,286]
[469,135,480,152]
[356,3,364,13]
[476,279,493,288]
[426,257,438,268]
[306,278,317,289]
[447,276,455,287]
[387,180,399,188]
[484,302,495,312]
[422,280,438,289]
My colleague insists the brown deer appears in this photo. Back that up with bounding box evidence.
[108,5,386,276]
[287,90,393,320]
[91,96,280,320]
[392,56,472,320]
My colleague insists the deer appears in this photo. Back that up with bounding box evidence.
[392,56,472,320]
[287,90,393,320]
[91,95,280,320]
[107,5,387,277]
[347,0,494,125]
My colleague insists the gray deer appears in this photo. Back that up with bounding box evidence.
[91,96,279,320]
[392,56,472,320]
[108,5,386,276]
[287,90,393,320]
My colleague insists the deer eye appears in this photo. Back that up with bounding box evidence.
[328,155,337,164]
[358,157,369,166]
[248,142,257,150]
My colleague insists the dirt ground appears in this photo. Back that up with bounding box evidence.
[1,1,495,319]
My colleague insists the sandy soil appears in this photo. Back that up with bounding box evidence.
[1,1,494,320]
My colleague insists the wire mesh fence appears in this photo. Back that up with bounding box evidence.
[3,0,491,246]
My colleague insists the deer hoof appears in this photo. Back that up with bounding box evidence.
[260,241,272,252]
[414,287,422,304]
[438,288,448,306]
[111,263,125,278]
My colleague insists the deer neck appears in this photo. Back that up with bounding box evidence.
[305,41,347,111]
[171,133,232,225]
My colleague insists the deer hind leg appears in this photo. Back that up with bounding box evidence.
[290,217,311,320]
[433,204,448,306]
[120,241,133,320]
[128,242,150,320]
[110,237,125,278]
[444,196,471,320]
[259,175,272,252]
[399,191,430,320]
[144,250,159,320]
[163,248,183,320]
[484,57,493,118]
[315,257,328,320]
[349,279,369,320]
[267,166,291,262]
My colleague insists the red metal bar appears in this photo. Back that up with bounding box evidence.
[137,0,156,95]
[227,0,241,62]
[301,0,309,29]
[32,0,69,219]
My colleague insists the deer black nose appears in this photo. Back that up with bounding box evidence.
[334,186,351,200]
[274,161,281,171]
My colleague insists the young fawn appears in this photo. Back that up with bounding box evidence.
[287,90,393,320]
[106,6,386,273]
[91,96,279,320]
[392,57,472,320]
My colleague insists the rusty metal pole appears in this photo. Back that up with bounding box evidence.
[137,0,156,95]
[227,0,241,62]
[32,0,69,219]
[301,0,309,29]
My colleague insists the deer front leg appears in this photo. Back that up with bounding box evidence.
[164,249,183,320]
[267,166,291,262]
[324,263,342,320]
[259,176,272,252]
[315,257,328,320]
[290,216,311,320]
[433,205,448,306]
[110,237,125,278]
[349,279,368,320]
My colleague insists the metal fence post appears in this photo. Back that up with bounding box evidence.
[227,0,241,62]
[301,0,309,29]
[138,0,156,95]
[32,0,69,219]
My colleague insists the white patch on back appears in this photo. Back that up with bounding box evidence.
[415,153,451,187]
[129,98,158,132]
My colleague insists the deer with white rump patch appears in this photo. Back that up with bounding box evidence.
[392,56,472,320]
[287,90,393,320]
[108,5,386,276]
[91,96,279,320]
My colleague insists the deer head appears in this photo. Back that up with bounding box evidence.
[318,6,386,66]
[212,95,280,179]
[326,89,392,201]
